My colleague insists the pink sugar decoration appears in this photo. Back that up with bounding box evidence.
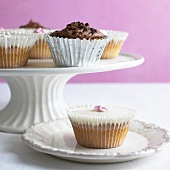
[33,28,45,33]
[94,105,108,112]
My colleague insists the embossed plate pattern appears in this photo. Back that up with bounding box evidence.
[22,119,170,163]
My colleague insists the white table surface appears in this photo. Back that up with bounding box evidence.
[0,83,170,170]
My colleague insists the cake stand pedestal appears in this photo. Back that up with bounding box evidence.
[0,53,144,133]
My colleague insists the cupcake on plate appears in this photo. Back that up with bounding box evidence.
[45,21,108,67]
[0,32,37,68]
[19,20,53,59]
[101,30,128,59]
[67,104,136,149]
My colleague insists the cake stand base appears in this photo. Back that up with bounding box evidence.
[0,75,75,133]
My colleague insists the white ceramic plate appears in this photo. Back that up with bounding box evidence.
[22,119,170,163]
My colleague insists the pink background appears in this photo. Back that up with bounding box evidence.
[0,0,170,83]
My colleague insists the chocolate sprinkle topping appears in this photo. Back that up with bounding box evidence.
[50,21,105,40]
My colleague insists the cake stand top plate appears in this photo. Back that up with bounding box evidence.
[0,53,144,76]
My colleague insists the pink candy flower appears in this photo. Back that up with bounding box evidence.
[94,105,108,112]
[33,28,46,33]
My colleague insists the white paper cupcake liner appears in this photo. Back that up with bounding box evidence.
[71,121,130,148]
[25,29,54,59]
[28,29,54,59]
[0,32,37,48]
[29,38,52,59]
[100,30,129,59]
[100,30,129,42]
[67,104,135,148]
[0,33,37,68]
[45,35,108,67]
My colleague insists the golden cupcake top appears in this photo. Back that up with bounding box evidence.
[50,21,106,40]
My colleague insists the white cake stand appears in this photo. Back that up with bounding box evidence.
[0,53,144,133]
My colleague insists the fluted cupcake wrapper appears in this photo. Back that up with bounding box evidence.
[28,31,55,59]
[100,30,129,59]
[70,121,130,149]
[29,39,51,59]
[0,34,37,68]
[45,36,108,67]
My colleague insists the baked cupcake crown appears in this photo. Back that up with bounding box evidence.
[20,19,46,29]
[50,21,105,40]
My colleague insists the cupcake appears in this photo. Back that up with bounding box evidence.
[67,104,136,149]
[45,21,108,67]
[19,20,52,59]
[0,32,37,68]
[101,30,128,59]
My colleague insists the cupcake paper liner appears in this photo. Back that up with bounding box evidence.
[45,36,108,67]
[0,33,37,68]
[29,30,55,59]
[67,104,136,148]
[100,30,129,59]
[71,121,130,148]
[29,39,51,59]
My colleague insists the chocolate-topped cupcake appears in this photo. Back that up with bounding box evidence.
[20,19,46,29]
[46,21,107,67]
[50,22,105,40]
